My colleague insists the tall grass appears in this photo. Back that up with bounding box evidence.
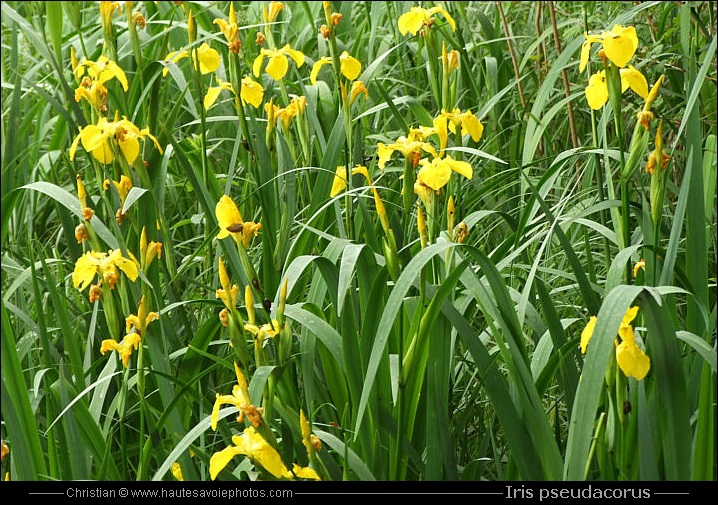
[1,1,715,482]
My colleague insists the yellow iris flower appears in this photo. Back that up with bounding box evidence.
[272,95,306,130]
[100,295,158,367]
[214,3,240,53]
[350,80,368,104]
[211,362,256,431]
[204,77,235,110]
[170,462,184,481]
[209,426,320,481]
[99,1,121,31]
[162,42,221,76]
[580,306,650,380]
[216,256,239,310]
[310,51,362,85]
[72,249,140,291]
[584,65,648,110]
[204,76,265,110]
[440,109,484,142]
[74,55,128,90]
[398,5,456,36]
[69,115,162,165]
[646,120,670,175]
[263,1,285,23]
[240,77,265,108]
[103,175,132,204]
[339,51,362,80]
[253,44,305,81]
[100,332,141,367]
[73,56,128,110]
[215,195,262,247]
[244,319,281,342]
[300,409,322,452]
[377,134,438,169]
[415,155,472,191]
[580,24,639,72]
[330,164,371,198]
[425,109,484,155]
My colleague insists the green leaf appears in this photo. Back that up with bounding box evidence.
[1,302,48,479]
[18,182,118,249]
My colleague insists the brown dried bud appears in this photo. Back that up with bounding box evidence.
[219,308,230,327]
[133,11,146,29]
[75,224,89,243]
[89,283,103,303]
[455,222,469,244]
[82,207,95,221]
[409,150,421,168]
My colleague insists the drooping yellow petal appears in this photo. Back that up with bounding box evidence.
[616,339,650,380]
[580,316,597,354]
[196,43,221,74]
[377,143,393,169]
[204,78,235,110]
[350,80,368,104]
[602,24,638,68]
[239,428,289,479]
[417,158,451,191]
[100,338,121,356]
[100,332,141,367]
[432,115,449,155]
[80,124,111,160]
[310,57,332,85]
[330,166,348,198]
[579,39,592,73]
[140,127,163,155]
[621,306,639,326]
[163,50,188,76]
[461,111,484,142]
[215,195,244,239]
[117,132,141,165]
[240,77,264,108]
[620,65,648,99]
[444,155,472,180]
[398,7,425,36]
[265,53,289,80]
[69,131,82,161]
[253,52,266,78]
[171,462,184,481]
[99,59,128,90]
[109,249,139,282]
[204,86,223,110]
[292,464,321,480]
[209,444,242,480]
[427,5,456,31]
[284,45,305,68]
[73,252,101,290]
[339,51,361,80]
[211,393,236,431]
[351,164,372,185]
[585,71,609,110]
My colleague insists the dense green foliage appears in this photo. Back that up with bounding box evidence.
[1,1,716,482]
